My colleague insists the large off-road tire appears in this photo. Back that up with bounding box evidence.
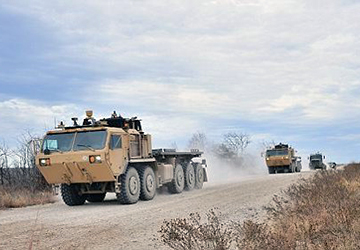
[139,166,156,201]
[117,167,140,204]
[194,163,204,189]
[61,184,86,206]
[86,193,106,203]
[168,164,185,194]
[184,163,195,191]
[289,165,295,173]
[268,167,275,174]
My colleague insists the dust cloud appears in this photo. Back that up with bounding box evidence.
[203,151,268,185]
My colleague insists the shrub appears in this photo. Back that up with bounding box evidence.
[159,209,234,250]
[0,187,55,209]
[160,164,360,250]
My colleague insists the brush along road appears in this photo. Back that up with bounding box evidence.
[0,171,311,250]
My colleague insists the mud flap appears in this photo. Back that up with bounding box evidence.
[203,167,208,182]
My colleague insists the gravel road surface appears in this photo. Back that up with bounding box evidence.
[0,171,311,250]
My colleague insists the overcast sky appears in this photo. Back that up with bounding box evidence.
[0,0,359,164]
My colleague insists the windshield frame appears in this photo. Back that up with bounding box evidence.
[41,129,108,153]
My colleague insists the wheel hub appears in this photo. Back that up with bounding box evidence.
[146,174,154,192]
[176,171,183,186]
[198,168,203,180]
[129,176,138,195]
[189,171,194,184]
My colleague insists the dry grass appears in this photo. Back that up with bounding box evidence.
[159,209,234,250]
[159,163,360,250]
[0,187,55,209]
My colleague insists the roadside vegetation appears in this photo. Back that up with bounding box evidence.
[0,187,54,209]
[159,163,360,249]
[0,133,54,209]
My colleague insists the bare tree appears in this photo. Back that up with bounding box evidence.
[211,132,251,169]
[0,141,12,185]
[0,131,49,191]
[260,140,276,150]
[260,140,276,157]
[223,132,251,156]
[169,141,178,150]
[212,143,237,159]
[188,132,207,152]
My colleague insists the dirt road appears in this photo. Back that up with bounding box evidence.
[0,172,311,250]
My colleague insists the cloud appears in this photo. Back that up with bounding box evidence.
[0,98,80,143]
[1,0,360,162]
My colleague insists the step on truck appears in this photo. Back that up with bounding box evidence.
[35,110,208,206]
[265,143,302,174]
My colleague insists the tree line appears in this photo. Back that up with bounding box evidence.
[0,132,49,191]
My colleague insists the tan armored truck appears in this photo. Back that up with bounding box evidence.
[35,111,208,206]
[265,143,302,174]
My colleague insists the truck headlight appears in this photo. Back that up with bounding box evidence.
[39,158,51,166]
[89,155,102,164]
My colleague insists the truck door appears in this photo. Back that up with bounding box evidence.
[108,134,126,175]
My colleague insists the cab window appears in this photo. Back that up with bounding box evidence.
[110,135,122,150]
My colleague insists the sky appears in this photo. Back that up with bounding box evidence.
[0,0,359,165]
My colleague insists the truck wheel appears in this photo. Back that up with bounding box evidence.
[86,193,106,202]
[117,167,140,204]
[268,167,275,174]
[139,166,156,201]
[61,184,86,206]
[184,163,195,191]
[168,164,185,194]
[194,163,204,189]
[289,165,295,173]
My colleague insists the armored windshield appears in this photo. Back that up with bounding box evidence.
[310,154,322,160]
[42,133,75,152]
[42,130,107,152]
[73,131,107,151]
[266,149,288,157]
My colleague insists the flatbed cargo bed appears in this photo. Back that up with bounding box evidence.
[152,148,203,158]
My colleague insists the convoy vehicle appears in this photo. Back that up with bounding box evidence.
[265,143,302,174]
[35,111,208,206]
[309,153,326,170]
[328,162,337,169]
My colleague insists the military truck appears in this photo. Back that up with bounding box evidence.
[265,143,302,174]
[309,153,326,170]
[35,111,208,206]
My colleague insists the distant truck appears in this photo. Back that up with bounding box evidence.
[328,162,337,169]
[265,143,302,174]
[35,111,208,206]
[309,153,326,170]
